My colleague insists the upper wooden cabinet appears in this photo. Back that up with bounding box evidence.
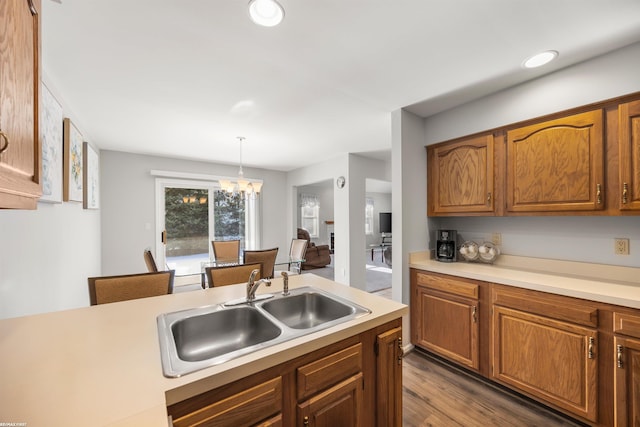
[427,134,499,216]
[0,0,42,209]
[506,109,605,213]
[619,100,640,211]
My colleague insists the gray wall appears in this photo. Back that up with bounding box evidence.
[100,150,289,276]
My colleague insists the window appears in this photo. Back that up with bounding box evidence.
[365,197,374,235]
[300,194,320,238]
[155,177,261,275]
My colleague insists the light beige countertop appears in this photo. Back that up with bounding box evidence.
[410,251,640,309]
[0,274,407,426]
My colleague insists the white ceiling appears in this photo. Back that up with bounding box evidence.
[41,0,640,172]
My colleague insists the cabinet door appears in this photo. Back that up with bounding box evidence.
[492,306,598,422]
[376,327,402,427]
[415,286,479,370]
[614,336,640,427]
[298,373,363,427]
[427,134,496,215]
[0,0,42,209]
[619,100,640,211]
[506,109,604,213]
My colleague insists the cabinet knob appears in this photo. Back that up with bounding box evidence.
[0,131,8,154]
[303,416,309,426]
[27,0,38,15]
[472,306,477,323]
[617,344,624,368]
[397,337,404,365]
[587,337,595,359]
[596,184,602,205]
[487,192,492,205]
[622,183,629,205]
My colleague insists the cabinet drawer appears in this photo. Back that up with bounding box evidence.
[172,376,282,427]
[416,272,478,299]
[492,285,598,328]
[297,343,362,401]
[613,312,640,338]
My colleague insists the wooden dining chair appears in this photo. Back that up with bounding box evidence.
[88,270,175,305]
[243,247,279,279]
[143,249,159,272]
[205,263,262,287]
[211,239,241,262]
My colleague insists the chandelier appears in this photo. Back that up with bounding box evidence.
[218,137,263,197]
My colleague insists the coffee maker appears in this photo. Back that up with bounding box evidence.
[435,229,457,262]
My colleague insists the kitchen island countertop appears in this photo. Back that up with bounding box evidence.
[0,274,407,426]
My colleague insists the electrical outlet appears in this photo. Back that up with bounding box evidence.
[614,238,630,255]
[491,233,502,246]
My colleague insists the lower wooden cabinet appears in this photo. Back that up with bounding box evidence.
[613,311,640,426]
[167,319,402,427]
[410,268,640,427]
[298,373,363,427]
[492,306,598,422]
[412,271,479,370]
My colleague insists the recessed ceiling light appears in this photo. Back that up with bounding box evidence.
[523,50,558,69]
[248,0,285,27]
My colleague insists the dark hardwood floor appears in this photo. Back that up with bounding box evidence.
[403,350,586,427]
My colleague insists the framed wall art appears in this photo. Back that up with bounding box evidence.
[39,83,64,203]
[83,141,99,209]
[63,118,83,202]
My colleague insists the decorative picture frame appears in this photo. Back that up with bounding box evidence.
[83,141,99,210]
[39,83,64,203]
[63,118,83,202]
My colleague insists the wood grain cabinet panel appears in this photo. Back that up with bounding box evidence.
[427,134,497,216]
[0,0,42,209]
[412,272,479,371]
[619,100,640,211]
[297,373,363,427]
[376,327,403,427]
[492,306,598,422]
[613,336,640,427]
[506,109,605,213]
[297,343,362,401]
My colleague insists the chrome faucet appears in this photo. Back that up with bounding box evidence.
[281,271,289,296]
[246,269,271,302]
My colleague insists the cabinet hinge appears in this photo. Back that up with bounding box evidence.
[373,341,379,356]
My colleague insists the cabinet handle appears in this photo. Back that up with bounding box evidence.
[587,337,595,359]
[303,416,309,426]
[0,131,8,154]
[397,337,404,365]
[622,183,629,205]
[472,306,477,323]
[596,184,602,205]
[487,192,492,205]
[617,345,624,368]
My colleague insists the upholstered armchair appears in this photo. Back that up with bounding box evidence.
[297,228,331,269]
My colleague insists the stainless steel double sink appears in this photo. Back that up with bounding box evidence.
[157,286,370,377]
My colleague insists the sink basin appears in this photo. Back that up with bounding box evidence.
[261,291,355,329]
[171,306,282,362]
[157,286,370,377]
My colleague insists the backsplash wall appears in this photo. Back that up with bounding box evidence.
[430,216,640,268]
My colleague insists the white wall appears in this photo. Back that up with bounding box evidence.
[100,150,289,275]
[0,203,101,319]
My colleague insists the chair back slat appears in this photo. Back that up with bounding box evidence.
[143,249,159,272]
[206,263,262,287]
[211,240,241,262]
[243,248,279,279]
[88,271,174,305]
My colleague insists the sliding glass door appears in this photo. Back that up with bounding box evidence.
[156,178,260,276]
